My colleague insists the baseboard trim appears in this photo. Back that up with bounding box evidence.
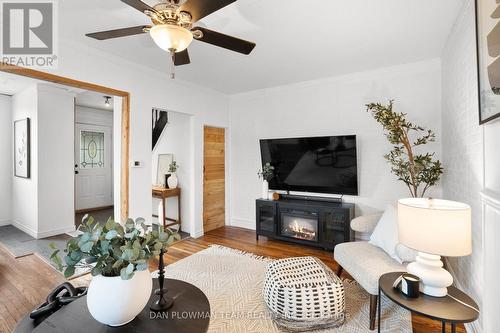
[0,219,11,227]
[11,220,38,238]
[37,226,76,239]
[231,217,255,230]
[11,220,76,239]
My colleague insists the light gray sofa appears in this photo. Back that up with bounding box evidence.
[334,213,406,330]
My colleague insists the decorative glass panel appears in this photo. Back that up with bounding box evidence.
[80,131,104,168]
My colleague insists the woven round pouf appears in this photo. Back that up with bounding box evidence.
[263,257,345,331]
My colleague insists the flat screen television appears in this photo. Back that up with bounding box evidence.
[260,135,358,195]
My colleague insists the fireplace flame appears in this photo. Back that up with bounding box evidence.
[289,219,316,240]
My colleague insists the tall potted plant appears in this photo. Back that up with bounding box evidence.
[50,216,179,326]
[366,100,443,197]
[258,162,275,199]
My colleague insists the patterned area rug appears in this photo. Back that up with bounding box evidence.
[159,245,412,333]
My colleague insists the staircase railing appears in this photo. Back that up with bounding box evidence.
[152,108,168,150]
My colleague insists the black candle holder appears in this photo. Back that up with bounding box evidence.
[150,247,174,311]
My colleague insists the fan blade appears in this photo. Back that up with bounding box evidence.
[192,27,255,55]
[180,0,236,23]
[86,26,150,40]
[174,49,191,66]
[121,0,155,13]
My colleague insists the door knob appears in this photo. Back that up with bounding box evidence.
[75,171,79,175]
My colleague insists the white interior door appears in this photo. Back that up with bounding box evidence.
[75,123,112,210]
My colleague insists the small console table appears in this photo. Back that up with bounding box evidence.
[152,186,181,231]
[256,197,354,250]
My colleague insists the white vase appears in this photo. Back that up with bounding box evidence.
[167,172,178,189]
[87,269,152,326]
[262,180,269,199]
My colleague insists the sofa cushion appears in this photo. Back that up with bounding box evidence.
[334,241,406,295]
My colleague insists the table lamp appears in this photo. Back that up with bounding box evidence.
[398,198,471,297]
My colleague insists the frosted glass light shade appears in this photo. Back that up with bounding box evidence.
[150,24,193,52]
[398,198,471,257]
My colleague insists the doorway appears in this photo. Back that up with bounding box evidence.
[74,92,115,227]
[203,126,226,233]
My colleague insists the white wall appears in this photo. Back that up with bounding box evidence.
[37,85,75,237]
[0,94,12,226]
[441,1,483,331]
[44,38,229,237]
[10,84,76,238]
[11,85,39,236]
[76,105,113,127]
[152,111,193,232]
[228,59,443,229]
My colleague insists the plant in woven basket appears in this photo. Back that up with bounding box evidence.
[49,215,180,280]
[366,100,443,198]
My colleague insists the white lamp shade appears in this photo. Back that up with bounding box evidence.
[398,198,471,257]
[149,24,193,52]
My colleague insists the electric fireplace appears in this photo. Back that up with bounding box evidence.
[256,198,355,250]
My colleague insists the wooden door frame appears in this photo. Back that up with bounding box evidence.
[0,63,130,220]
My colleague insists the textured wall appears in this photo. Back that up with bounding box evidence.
[441,1,483,331]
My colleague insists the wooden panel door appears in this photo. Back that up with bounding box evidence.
[203,126,225,232]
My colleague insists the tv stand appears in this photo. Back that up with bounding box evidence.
[256,197,355,250]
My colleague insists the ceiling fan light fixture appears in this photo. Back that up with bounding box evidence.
[150,24,193,52]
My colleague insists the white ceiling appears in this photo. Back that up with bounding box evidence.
[61,0,464,94]
[0,72,39,95]
[0,72,112,111]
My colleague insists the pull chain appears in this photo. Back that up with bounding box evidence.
[169,49,176,79]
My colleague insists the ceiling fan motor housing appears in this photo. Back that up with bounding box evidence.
[149,1,192,29]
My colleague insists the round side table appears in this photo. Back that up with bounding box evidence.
[378,272,479,333]
[14,278,210,333]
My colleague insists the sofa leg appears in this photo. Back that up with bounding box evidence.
[336,265,344,278]
[369,294,378,331]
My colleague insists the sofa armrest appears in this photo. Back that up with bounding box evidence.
[350,213,383,234]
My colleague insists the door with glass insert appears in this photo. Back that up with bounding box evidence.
[75,123,112,210]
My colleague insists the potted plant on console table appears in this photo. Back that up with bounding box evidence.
[258,162,275,199]
[50,216,179,327]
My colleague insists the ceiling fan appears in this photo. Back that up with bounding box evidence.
[86,0,256,78]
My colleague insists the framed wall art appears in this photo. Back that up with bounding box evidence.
[14,118,31,178]
[476,0,500,124]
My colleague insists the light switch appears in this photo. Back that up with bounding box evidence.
[131,161,142,168]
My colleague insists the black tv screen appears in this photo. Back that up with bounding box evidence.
[260,135,358,195]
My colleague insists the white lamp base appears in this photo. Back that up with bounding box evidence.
[406,252,453,297]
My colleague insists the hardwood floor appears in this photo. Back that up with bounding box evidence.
[0,226,465,333]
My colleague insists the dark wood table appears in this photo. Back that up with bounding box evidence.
[378,272,479,333]
[152,186,181,230]
[15,278,210,333]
